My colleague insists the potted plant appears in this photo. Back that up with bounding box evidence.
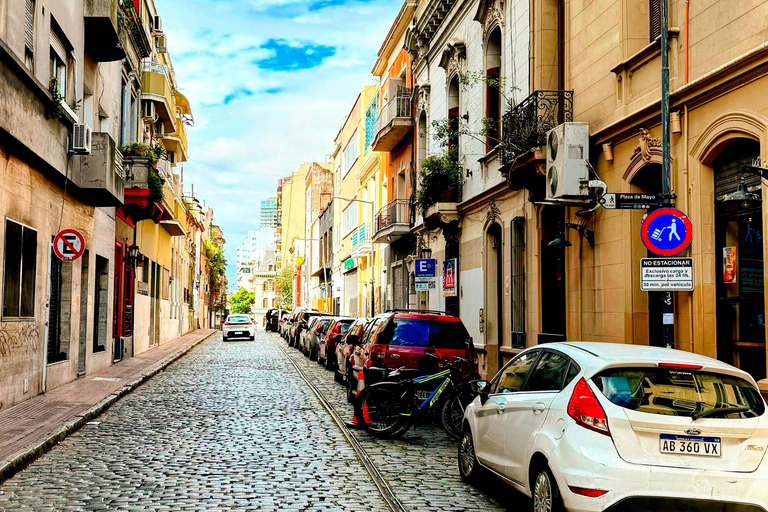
[416,147,463,216]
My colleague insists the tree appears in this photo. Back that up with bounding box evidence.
[230,288,255,314]
[275,262,294,309]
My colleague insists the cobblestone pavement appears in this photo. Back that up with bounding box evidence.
[0,332,388,512]
[274,334,526,512]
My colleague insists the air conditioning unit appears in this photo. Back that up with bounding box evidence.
[71,124,92,154]
[143,101,156,122]
[155,33,167,53]
[153,15,163,33]
[545,122,590,200]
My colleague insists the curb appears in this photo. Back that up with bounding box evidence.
[0,330,217,485]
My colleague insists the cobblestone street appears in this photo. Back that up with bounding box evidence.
[0,332,520,512]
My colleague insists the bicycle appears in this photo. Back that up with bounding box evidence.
[353,352,478,439]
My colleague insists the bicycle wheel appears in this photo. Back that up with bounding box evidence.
[440,391,469,440]
[354,383,411,438]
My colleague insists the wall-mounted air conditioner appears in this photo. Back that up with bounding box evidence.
[156,34,167,53]
[72,124,92,154]
[545,122,590,200]
[153,15,163,33]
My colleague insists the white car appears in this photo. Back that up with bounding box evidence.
[458,342,768,512]
[222,314,255,341]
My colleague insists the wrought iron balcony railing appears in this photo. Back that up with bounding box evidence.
[501,90,573,167]
[375,199,410,233]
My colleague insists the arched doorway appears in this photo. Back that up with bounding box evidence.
[485,223,503,370]
[713,139,765,380]
[540,206,566,342]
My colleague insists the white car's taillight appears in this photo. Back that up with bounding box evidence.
[567,378,610,436]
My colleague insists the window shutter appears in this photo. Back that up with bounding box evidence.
[50,29,67,61]
[24,0,35,50]
[650,0,662,41]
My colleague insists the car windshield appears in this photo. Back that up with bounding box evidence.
[592,367,765,419]
[338,322,352,334]
[228,315,249,323]
[379,318,470,349]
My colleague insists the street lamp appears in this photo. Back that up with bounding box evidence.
[127,244,141,265]
[333,195,376,316]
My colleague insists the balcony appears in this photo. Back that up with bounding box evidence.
[84,0,125,62]
[500,90,573,167]
[72,132,125,206]
[161,121,189,163]
[373,199,411,243]
[121,155,165,222]
[371,90,413,152]
[142,61,177,131]
[350,223,372,257]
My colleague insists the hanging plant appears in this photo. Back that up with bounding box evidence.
[147,168,165,204]
[120,142,160,165]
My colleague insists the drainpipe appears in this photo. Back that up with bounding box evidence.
[685,0,690,83]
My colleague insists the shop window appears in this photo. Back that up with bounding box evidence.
[3,219,37,318]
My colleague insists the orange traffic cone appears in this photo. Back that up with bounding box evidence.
[346,370,367,429]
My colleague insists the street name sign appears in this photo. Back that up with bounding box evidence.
[599,193,663,210]
[640,207,693,256]
[640,258,694,291]
[53,229,85,262]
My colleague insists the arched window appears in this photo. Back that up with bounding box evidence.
[263,282,269,292]
[485,27,502,152]
[263,297,268,308]
[272,298,277,307]
[448,76,460,157]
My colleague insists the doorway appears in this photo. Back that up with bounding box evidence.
[485,223,503,370]
[714,139,765,381]
[77,251,89,375]
[540,206,566,342]
[445,238,460,317]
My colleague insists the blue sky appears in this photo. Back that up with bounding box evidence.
[155,0,401,287]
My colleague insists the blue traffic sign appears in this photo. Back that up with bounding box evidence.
[641,208,693,256]
[415,258,436,277]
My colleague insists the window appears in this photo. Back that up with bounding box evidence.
[525,352,571,391]
[343,131,359,175]
[49,27,68,99]
[120,76,130,145]
[263,298,268,308]
[593,367,765,419]
[510,217,525,348]
[272,298,277,307]
[364,95,379,149]
[93,255,108,353]
[3,219,37,318]
[650,0,662,41]
[378,318,470,349]
[343,204,357,234]
[24,0,35,71]
[492,351,539,394]
[485,27,502,152]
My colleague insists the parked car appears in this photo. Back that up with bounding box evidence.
[222,314,255,341]
[334,317,371,386]
[278,310,290,337]
[292,310,322,349]
[299,316,323,356]
[344,311,476,402]
[286,308,307,346]
[305,316,334,360]
[265,308,280,332]
[318,317,354,370]
[458,342,768,512]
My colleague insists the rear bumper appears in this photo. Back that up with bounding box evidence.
[553,430,768,512]
[223,327,255,338]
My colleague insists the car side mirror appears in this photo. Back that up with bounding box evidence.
[470,380,490,403]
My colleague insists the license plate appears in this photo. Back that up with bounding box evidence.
[415,390,432,401]
[235,331,245,335]
[660,434,721,457]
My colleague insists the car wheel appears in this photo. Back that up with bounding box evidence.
[458,430,483,484]
[532,466,564,512]
[249,335,255,341]
[309,347,317,361]
[334,367,343,383]
[325,352,335,371]
[346,366,357,403]
[223,335,228,342]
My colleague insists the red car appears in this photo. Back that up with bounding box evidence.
[342,311,476,402]
[318,317,354,370]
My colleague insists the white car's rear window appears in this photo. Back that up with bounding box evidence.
[228,315,250,323]
[593,367,765,419]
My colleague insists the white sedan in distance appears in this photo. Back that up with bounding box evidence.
[222,314,255,341]
[458,342,768,512]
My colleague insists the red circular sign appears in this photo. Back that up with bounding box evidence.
[53,229,85,262]
[640,208,693,256]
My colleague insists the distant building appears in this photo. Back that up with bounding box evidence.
[251,250,278,327]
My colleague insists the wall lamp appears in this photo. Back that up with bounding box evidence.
[127,244,141,265]
[721,165,766,208]
[549,222,595,248]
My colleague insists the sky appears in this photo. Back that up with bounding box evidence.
[155,0,402,288]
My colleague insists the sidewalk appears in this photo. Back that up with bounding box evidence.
[0,328,217,484]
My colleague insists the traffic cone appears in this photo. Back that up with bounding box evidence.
[346,370,368,429]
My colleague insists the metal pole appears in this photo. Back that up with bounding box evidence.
[660,0,675,349]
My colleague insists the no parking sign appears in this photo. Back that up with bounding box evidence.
[53,229,85,262]
[640,208,693,256]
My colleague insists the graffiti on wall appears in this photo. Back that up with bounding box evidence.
[0,322,40,358]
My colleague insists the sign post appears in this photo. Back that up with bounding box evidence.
[53,229,85,262]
